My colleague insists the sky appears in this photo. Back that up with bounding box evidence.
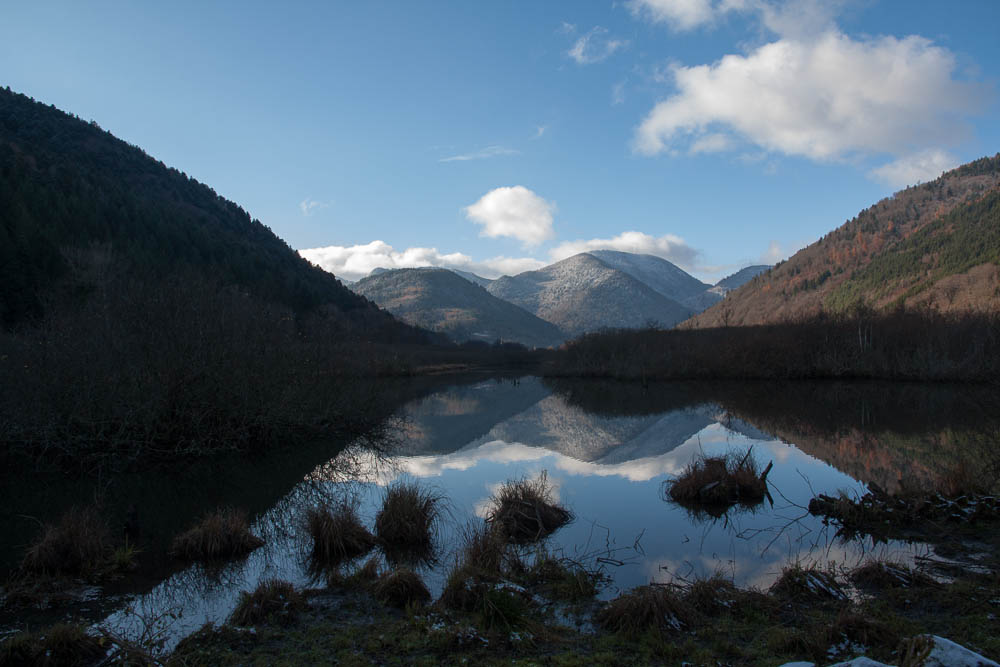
[3,0,998,282]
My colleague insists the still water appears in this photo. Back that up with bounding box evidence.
[92,376,1000,648]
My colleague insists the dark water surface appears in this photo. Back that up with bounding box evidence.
[3,376,999,648]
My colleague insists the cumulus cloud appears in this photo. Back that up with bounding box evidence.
[464,186,556,246]
[689,133,734,154]
[634,30,983,166]
[299,198,331,216]
[628,0,834,35]
[568,26,629,65]
[626,0,718,31]
[298,240,545,282]
[549,231,699,269]
[439,145,520,163]
[869,149,959,188]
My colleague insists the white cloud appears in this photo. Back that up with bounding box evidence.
[869,149,959,188]
[549,230,699,269]
[626,0,717,31]
[634,31,983,166]
[568,26,628,65]
[439,145,519,162]
[299,198,331,216]
[689,132,734,154]
[627,0,833,36]
[298,240,545,282]
[533,125,547,139]
[464,186,556,247]
[612,80,626,106]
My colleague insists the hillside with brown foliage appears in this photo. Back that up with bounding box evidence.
[684,155,1000,328]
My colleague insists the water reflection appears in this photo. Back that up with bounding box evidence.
[95,376,1000,649]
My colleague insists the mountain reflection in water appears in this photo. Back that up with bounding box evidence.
[100,376,1000,649]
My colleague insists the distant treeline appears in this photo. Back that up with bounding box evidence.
[545,309,1000,382]
[0,262,543,470]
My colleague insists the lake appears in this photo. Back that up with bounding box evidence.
[4,376,999,649]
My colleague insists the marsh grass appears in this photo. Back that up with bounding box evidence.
[169,507,264,562]
[769,564,848,602]
[20,506,112,577]
[374,482,442,561]
[485,471,572,543]
[666,449,768,512]
[850,559,934,592]
[228,579,308,627]
[0,623,105,667]
[372,568,430,609]
[596,585,696,637]
[304,502,376,568]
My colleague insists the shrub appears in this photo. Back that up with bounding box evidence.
[0,623,105,667]
[304,502,376,567]
[20,506,112,576]
[596,585,695,637]
[228,579,308,627]
[485,471,572,543]
[666,448,768,511]
[374,482,442,559]
[169,507,264,562]
[769,564,847,602]
[372,568,430,609]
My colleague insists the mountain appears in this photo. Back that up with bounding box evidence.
[485,253,693,336]
[685,155,1000,328]
[451,269,493,288]
[585,250,711,303]
[352,267,564,347]
[0,87,427,342]
[715,265,771,292]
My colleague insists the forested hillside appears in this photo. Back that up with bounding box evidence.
[0,87,423,342]
[685,155,1000,328]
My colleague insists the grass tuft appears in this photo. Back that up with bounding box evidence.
[304,501,376,567]
[596,585,696,637]
[374,482,442,560]
[20,506,112,577]
[850,559,934,592]
[372,568,431,609]
[484,471,572,543]
[0,623,105,666]
[770,564,848,602]
[169,507,264,562]
[228,579,308,627]
[666,448,768,512]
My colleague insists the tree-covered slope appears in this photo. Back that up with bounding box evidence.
[353,268,564,348]
[0,87,423,342]
[684,155,1000,328]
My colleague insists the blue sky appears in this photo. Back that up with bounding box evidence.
[3,1,998,282]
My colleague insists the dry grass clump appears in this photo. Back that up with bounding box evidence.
[304,502,376,567]
[20,506,112,576]
[439,522,513,612]
[372,568,431,609]
[769,564,847,602]
[850,559,934,592]
[596,585,696,637]
[169,507,264,562]
[228,579,308,627]
[667,449,769,510]
[0,622,105,666]
[520,551,604,602]
[485,471,572,543]
[374,482,442,558]
[684,573,741,615]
